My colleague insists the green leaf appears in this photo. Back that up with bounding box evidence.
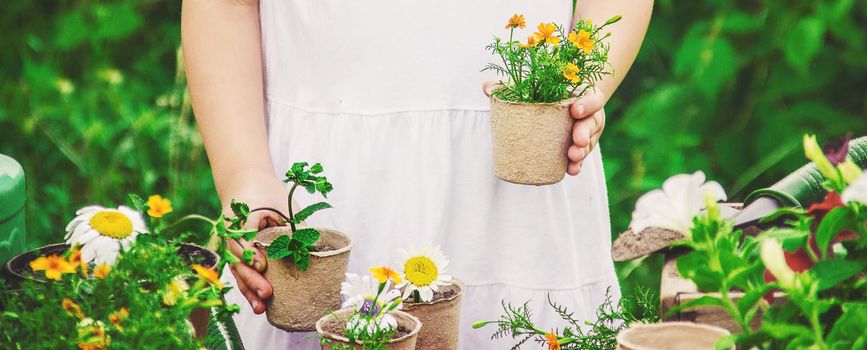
[783,16,826,71]
[664,296,726,319]
[811,259,862,291]
[310,163,323,174]
[230,200,250,223]
[292,228,320,247]
[828,302,867,346]
[737,284,774,316]
[762,322,813,339]
[54,10,88,49]
[721,11,767,34]
[673,24,738,98]
[292,202,332,224]
[241,249,255,265]
[714,334,737,350]
[816,207,854,258]
[206,308,246,350]
[128,193,146,213]
[293,248,311,272]
[266,235,293,260]
[92,3,143,41]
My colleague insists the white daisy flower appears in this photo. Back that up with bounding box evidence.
[841,170,867,204]
[64,205,147,265]
[340,273,402,332]
[395,245,453,302]
[630,171,727,236]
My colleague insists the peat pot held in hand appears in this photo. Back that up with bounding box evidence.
[257,226,352,332]
[402,279,463,350]
[489,88,576,186]
[316,308,422,350]
[616,322,733,350]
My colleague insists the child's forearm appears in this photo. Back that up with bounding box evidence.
[573,0,653,101]
[181,0,276,203]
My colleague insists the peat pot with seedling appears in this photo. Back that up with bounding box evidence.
[485,14,620,185]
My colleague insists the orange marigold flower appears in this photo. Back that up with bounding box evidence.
[370,266,402,284]
[92,264,111,279]
[62,298,86,320]
[533,23,561,45]
[147,194,173,218]
[568,29,594,54]
[77,318,109,350]
[520,35,539,49]
[30,255,76,281]
[505,14,526,29]
[69,247,89,276]
[109,307,129,331]
[192,264,222,289]
[561,63,581,84]
[544,332,561,350]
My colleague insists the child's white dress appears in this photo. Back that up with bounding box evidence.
[223,1,620,348]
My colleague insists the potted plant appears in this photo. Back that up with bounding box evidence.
[484,14,620,185]
[238,162,353,331]
[616,322,733,350]
[388,246,463,350]
[316,271,421,350]
[0,194,244,349]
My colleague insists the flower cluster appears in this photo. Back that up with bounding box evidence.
[486,14,621,103]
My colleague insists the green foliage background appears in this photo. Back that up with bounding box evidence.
[1,0,865,308]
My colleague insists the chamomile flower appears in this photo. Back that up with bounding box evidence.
[340,273,402,332]
[395,245,453,302]
[65,206,147,265]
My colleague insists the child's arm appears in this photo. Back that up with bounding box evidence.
[182,0,283,314]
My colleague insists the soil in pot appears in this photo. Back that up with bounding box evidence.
[489,92,575,186]
[402,280,463,350]
[316,308,421,350]
[616,322,733,350]
[257,226,352,332]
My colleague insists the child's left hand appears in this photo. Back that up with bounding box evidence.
[567,89,606,175]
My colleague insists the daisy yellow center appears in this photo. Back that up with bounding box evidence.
[89,211,133,239]
[404,256,438,287]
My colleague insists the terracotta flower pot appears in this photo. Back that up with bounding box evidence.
[316,308,422,350]
[489,89,576,186]
[257,226,353,332]
[616,322,733,350]
[402,279,463,350]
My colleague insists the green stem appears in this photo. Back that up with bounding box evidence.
[288,183,299,233]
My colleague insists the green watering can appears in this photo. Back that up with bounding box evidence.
[0,154,26,266]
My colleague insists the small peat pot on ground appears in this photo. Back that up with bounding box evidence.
[402,279,464,350]
[257,226,352,331]
[616,322,733,350]
[316,308,422,350]
[489,92,575,186]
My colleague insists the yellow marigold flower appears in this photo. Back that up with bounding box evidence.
[162,277,190,306]
[63,298,86,320]
[505,14,526,29]
[544,332,561,350]
[568,29,594,54]
[519,35,539,49]
[533,23,561,45]
[146,194,173,218]
[369,266,402,284]
[561,63,581,83]
[108,307,129,331]
[92,264,111,279]
[30,255,76,281]
[193,264,222,289]
[77,318,109,350]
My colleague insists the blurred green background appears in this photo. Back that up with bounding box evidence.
[1,1,865,309]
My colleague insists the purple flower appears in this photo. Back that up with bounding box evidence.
[822,132,852,166]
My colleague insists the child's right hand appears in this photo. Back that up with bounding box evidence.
[222,169,290,314]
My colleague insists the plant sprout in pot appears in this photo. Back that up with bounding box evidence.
[484,14,620,185]
[235,162,353,332]
[316,270,421,350]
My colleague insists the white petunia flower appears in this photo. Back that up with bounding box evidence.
[841,170,867,204]
[394,245,452,302]
[64,205,147,265]
[630,171,727,236]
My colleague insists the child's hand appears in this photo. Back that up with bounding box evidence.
[222,170,290,314]
[482,81,606,176]
[566,89,606,175]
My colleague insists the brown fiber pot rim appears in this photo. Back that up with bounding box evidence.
[255,226,353,258]
[487,83,578,108]
[616,322,732,350]
[402,279,464,310]
[315,308,422,345]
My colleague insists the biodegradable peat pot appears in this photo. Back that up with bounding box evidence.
[402,280,463,350]
[616,322,733,350]
[316,308,422,350]
[489,88,576,185]
[257,226,352,332]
